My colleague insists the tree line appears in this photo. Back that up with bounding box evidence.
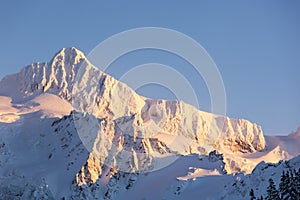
[250,168,300,200]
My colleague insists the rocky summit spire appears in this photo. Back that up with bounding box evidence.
[50,47,86,69]
[42,47,87,99]
[0,47,87,101]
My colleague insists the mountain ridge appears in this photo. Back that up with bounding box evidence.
[0,47,266,158]
[0,47,299,199]
[0,48,270,173]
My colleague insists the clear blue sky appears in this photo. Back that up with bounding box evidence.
[0,1,299,135]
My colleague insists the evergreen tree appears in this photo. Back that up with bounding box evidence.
[289,170,299,200]
[266,178,280,200]
[286,171,292,199]
[297,169,300,198]
[250,188,256,200]
[279,170,289,200]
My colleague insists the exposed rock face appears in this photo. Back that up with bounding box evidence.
[220,117,265,153]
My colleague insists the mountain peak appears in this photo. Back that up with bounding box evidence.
[289,126,300,138]
[51,47,86,67]
[56,47,85,56]
[0,47,88,101]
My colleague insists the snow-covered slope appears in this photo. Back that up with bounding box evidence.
[0,47,299,199]
[220,155,300,199]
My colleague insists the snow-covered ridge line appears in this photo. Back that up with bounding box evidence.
[0,47,266,156]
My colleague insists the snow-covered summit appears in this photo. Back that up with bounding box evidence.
[0,47,85,101]
[51,47,86,64]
